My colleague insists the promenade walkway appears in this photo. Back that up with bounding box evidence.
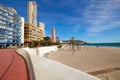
[0,49,28,80]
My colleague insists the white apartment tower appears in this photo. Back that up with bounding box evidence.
[20,17,24,44]
[38,22,45,37]
[24,1,45,43]
[28,1,37,26]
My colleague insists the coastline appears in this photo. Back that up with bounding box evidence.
[45,45,120,80]
[81,45,120,49]
[81,42,120,48]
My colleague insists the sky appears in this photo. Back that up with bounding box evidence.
[0,0,120,43]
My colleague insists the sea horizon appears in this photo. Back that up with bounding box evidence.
[81,42,120,47]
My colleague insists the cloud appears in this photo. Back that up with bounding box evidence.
[38,9,82,30]
[87,33,97,36]
[83,0,120,36]
[39,0,120,35]
[73,24,81,32]
[40,0,75,8]
[38,0,89,33]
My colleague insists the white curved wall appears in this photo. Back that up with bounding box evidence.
[17,46,101,80]
[36,46,58,57]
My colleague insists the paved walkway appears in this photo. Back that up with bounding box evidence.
[0,49,28,80]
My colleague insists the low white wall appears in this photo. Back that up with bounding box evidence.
[16,48,35,80]
[17,46,101,80]
[20,46,58,57]
[36,46,58,57]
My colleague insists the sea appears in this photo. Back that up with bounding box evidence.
[81,43,120,48]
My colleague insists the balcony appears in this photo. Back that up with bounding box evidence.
[0,12,9,19]
[0,36,6,39]
[0,25,5,29]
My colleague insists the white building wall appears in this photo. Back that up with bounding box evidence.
[38,22,45,37]
[20,17,24,44]
[28,1,37,26]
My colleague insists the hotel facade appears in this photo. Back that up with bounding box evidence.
[0,5,24,47]
[24,1,44,44]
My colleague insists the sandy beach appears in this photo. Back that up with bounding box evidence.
[45,45,120,80]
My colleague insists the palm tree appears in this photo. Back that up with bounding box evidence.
[70,37,75,55]
[40,36,51,46]
[71,37,75,44]
[44,36,51,46]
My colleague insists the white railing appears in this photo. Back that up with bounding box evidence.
[36,46,58,57]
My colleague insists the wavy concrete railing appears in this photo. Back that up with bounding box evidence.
[16,48,35,80]
[17,46,101,80]
[36,46,58,57]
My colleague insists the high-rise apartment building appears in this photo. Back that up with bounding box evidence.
[38,22,44,37]
[51,27,56,43]
[20,17,24,44]
[0,5,24,47]
[24,1,45,44]
[24,22,36,43]
[28,1,37,26]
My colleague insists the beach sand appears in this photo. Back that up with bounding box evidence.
[44,45,120,80]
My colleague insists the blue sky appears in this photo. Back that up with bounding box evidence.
[1,0,120,43]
